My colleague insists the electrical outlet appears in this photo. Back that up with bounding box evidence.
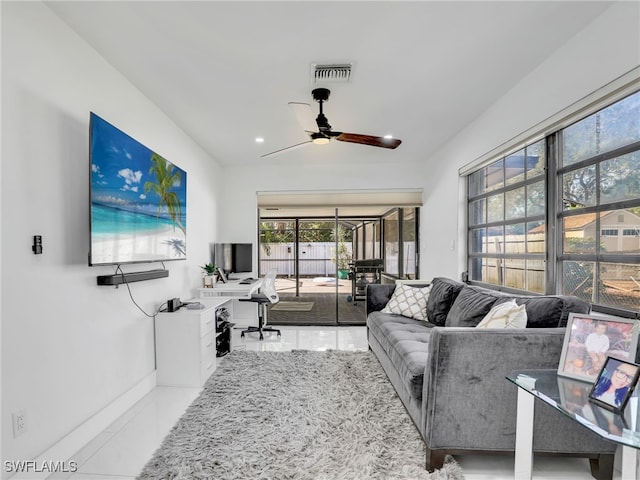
[12,410,27,437]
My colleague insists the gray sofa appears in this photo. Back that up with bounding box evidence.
[366,277,618,479]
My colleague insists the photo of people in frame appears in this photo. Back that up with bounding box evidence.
[558,371,629,434]
[585,321,611,376]
[589,357,640,412]
[558,313,639,383]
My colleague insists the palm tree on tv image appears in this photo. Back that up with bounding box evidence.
[144,153,186,256]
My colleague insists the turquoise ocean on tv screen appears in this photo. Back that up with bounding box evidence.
[91,203,177,236]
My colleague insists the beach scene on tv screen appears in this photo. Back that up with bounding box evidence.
[90,114,187,265]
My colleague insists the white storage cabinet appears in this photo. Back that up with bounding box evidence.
[155,305,218,387]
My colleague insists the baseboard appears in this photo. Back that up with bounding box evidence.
[10,371,156,479]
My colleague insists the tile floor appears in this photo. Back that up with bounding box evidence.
[52,326,623,479]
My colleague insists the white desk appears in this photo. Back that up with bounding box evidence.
[198,279,263,327]
[198,278,263,298]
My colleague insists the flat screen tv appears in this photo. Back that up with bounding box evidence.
[214,243,253,274]
[89,112,187,266]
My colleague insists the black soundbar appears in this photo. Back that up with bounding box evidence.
[97,269,169,286]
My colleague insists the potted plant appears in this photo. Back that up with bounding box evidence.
[335,242,352,279]
[331,226,353,279]
[201,263,217,287]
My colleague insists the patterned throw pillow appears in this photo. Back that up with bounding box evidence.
[381,284,432,321]
[475,299,528,329]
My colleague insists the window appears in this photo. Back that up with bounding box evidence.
[382,208,418,279]
[402,209,417,279]
[467,140,546,293]
[383,210,399,276]
[364,221,381,259]
[558,91,640,312]
[466,89,640,314]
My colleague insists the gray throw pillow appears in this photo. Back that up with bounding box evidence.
[425,277,465,326]
[494,296,565,328]
[445,285,499,327]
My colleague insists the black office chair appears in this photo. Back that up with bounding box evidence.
[240,270,281,340]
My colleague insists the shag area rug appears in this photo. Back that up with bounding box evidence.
[138,350,464,480]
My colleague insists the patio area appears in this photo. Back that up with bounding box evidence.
[269,276,366,325]
[274,276,352,295]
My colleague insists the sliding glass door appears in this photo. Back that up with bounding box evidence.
[259,207,419,326]
[259,211,366,325]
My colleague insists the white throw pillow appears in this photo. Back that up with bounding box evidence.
[381,284,431,321]
[476,299,528,329]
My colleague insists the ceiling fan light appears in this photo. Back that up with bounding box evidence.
[311,132,330,145]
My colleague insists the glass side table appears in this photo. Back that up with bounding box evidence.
[506,369,640,480]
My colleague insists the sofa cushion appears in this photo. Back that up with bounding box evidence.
[476,299,528,329]
[441,283,590,328]
[367,311,433,401]
[494,296,579,328]
[381,284,431,321]
[425,277,465,326]
[445,285,500,327]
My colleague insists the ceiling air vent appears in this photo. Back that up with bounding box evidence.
[311,63,353,84]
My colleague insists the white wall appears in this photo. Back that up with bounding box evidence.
[221,2,639,284]
[420,2,639,281]
[220,157,426,241]
[1,2,222,469]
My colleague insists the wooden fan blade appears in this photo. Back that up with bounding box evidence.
[261,140,312,158]
[288,102,317,133]
[336,133,401,149]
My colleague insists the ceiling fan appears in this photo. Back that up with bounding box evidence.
[261,88,401,158]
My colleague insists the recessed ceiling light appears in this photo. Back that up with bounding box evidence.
[255,137,265,143]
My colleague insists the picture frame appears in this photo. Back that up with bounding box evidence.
[558,313,639,383]
[558,372,631,433]
[217,267,227,283]
[588,356,640,413]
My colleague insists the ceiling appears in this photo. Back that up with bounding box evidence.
[46,1,613,169]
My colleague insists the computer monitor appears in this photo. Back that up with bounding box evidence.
[213,243,253,274]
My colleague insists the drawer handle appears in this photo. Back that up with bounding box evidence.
[205,341,213,348]
[205,362,213,370]
[205,319,212,325]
